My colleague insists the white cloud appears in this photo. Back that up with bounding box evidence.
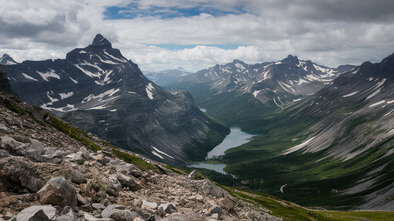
[0,0,394,72]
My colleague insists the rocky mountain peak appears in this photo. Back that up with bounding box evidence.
[91,34,112,49]
[0,54,17,65]
[281,54,299,64]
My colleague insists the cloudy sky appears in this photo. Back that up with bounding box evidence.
[1,0,394,72]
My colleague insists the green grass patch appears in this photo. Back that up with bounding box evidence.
[4,99,25,115]
[51,116,101,152]
[112,148,156,171]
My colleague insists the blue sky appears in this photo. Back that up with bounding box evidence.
[1,0,394,72]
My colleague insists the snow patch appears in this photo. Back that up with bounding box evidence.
[252,90,261,98]
[235,63,245,71]
[22,73,37,81]
[282,137,315,155]
[145,82,155,99]
[369,100,386,107]
[59,92,74,100]
[36,69,61,81]
[82,88,120,103]
[151,146,174,159]
[151,151,164,159]
[366,88,381,100]
[343,91,358,98]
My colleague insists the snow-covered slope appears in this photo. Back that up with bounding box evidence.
[4,34,228,165]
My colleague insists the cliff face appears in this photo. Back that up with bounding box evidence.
[0,93,278,221]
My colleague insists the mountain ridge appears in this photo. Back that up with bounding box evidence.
[3,34,229,165]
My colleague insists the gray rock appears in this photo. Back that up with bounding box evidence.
[83,213,114,221]
[25,139,46,161]
[158,203,177,214]
[14,205,57,221]
[65,152,85,164]
[92,203,106,210]
[27,209,50,221]
[55,206,77,221]
[0,156,45,192]
[37,177,77,208]
[187,170,197,179]
[141,200,157,210]
[101,205,140,221]
[77,193,89,205]
[209,206,222,216]
[69,169,86,184]
[116,174,141,191]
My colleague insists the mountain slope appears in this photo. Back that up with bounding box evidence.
[167,56,355,126]
[4,34,229,165]
[221,54,394,210]
[0,66,12,94]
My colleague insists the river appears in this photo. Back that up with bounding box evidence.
[188,127,254,174]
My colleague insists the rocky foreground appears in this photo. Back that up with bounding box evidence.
[0,93,280,221]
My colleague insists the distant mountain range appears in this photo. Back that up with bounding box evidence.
[2,34,228,165]
[162,55,355,125]
[145,67,190,86]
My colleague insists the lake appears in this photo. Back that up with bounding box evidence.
[188,127,254,175]
[206,127,254,159]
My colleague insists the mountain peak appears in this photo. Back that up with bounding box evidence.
[281,55,299,63]
[91,34,112,48]
[0,54,17,65]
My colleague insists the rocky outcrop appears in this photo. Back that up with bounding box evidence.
[0,93,280,220]
[37,177,78,208]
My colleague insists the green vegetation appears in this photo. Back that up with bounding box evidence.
[51,115,101,152]
[223,186,394,221]
[3,98,25,115]
[111,148,156,171]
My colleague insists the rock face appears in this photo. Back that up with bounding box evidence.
[0,92,280,220]
[0,66,12,93]
[37,177,78,208]
[4,34,229,165]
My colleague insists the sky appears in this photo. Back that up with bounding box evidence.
[1,0,394,72]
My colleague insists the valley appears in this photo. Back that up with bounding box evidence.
[150,54,394,211]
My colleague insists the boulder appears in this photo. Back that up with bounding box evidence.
[141,200,157,210]
[158,203,177,214]
[37,177,77,208]
[14,205,56,221]
[69,168,86,184]
[116,174,141,191]
[101,205,141,221]
[0,156,45,192]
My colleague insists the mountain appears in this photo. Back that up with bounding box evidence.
[0,54,17,65]
[167,56,355,126]
[145,67,191,86]
[221,54,394,210]
[3,34,229,165]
